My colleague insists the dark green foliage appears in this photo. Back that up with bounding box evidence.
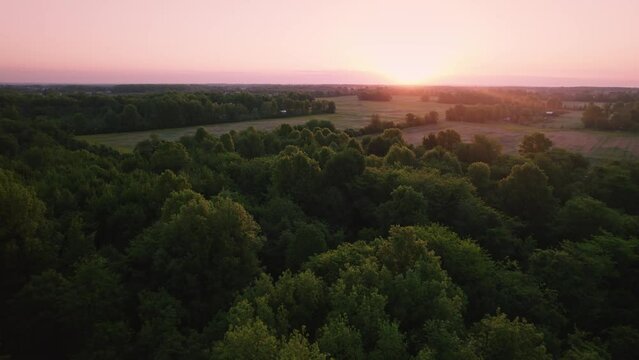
[285,223,328,269]
[1,105,638,359]
[323,148,365,185]
[421,146,462,174]
[0,91,336,134]
[455,134,502,164]
[554,196,638,241]
[436,129,462,151]
[127,193,263,326]
[585,161,639,214]
[376,186,428,228]
[272,146,321,202]
[365,128,406,156]
[357,89,392,101]
[520,132,553,155]
[469,313,551,359]
[384,144,417,167]
[582,102,639,130]
[467,162,491,192]
[149,141,191,172]
[529,234,639,331]
[498,162,557,237]
[532,148,589,201]
[317,316,365,359]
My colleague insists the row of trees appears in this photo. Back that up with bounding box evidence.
[0,91,336,134]
[357,89,393,101]
[1,105,638,359]
[436,89,562,112]
[437,90,502,105]
[582,102,639,131]
[445,103,547,123]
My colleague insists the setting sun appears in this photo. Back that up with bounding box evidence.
[374,60,447,85]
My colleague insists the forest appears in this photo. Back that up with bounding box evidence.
[0,91,336,135]
[1,94,639,359]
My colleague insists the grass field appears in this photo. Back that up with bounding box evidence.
[78,95,639,161]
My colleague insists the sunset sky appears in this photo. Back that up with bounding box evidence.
[1,0,638,86]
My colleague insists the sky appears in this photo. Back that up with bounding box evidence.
[1,0,638,86]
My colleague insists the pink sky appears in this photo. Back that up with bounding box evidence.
[1,0,638,86]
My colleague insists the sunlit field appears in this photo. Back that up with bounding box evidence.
[79,95,639,160]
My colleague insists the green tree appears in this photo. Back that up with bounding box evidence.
[554,195,638,241]
[214,319,278,360]
[470,313,551,360]
[369,321,409,360]
[235,127,265,158]
[456,135,502,164]
[317,316,365,359]
[421,146,462,174]
[272,146,321,202]
[119,104,143,130]
[422,133,438,150]
[582,103,607,129]
[279,331,327,360]
[377,186,428,228]
[137,290,186,358]
[150,142,191,172]
[128,194,263,323]
[286,223,328,269]
[436,129,461,151]
[323,148,365,186]
[384,144,416,167]
[467,162,491,192]
[498,162,557,236]
[519,132,553,155]
[220,133,235,152]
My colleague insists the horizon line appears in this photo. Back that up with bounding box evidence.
[2,82,639,90]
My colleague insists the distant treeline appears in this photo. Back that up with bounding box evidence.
[0,91,336,134]
[437,90,502,105]
[446,103,550,124]
[0,84,357,97]
[582,102,639,131]
[570,90,639,103]
[357,89,393,101]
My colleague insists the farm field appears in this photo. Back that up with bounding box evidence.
[78,95,639,160]
[77,95,451,151]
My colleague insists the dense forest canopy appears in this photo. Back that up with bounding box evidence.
[1,92,639,359]
[0,91,336,135]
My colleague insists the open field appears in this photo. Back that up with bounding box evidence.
[77,95,452,151]
[78,95,639,160]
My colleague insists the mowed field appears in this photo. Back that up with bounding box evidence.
[78,95,639,161]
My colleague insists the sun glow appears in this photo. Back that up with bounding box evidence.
[380,65,441,85]
[370,57,451,85]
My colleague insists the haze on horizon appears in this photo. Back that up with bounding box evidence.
[1,0,638,87]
